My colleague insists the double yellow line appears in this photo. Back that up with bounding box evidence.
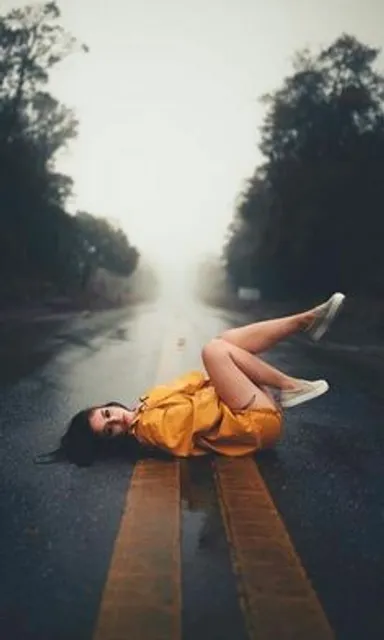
[93,326,334,640]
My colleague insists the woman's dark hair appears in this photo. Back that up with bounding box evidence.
[34,401,137,467]
[60,407,99,466]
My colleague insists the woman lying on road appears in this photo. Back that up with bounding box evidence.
[35,293,345,467]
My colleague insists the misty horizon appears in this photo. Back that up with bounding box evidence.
[3,0,384,268]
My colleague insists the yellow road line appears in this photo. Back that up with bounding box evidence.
[214,457,334,640]
[93,323,183,640]
[93,460,180,640]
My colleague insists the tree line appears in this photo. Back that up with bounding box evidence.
[223,34,384,300]
[0,2,139,304]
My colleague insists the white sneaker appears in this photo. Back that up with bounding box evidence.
[280,379,329,408]
[307,292,345,341]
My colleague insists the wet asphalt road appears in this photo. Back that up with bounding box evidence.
[0,295,383,640]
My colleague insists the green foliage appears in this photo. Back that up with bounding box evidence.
[0,2,139,303]
[224,34,384,298]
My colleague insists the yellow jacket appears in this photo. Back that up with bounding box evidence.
[132,370,282,457]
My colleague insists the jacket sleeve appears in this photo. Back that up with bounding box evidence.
[134,402,196,457]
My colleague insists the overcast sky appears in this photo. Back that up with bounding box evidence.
[3,0,384,269]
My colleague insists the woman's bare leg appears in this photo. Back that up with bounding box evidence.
[201,338,297,412]
[218,307,316,354]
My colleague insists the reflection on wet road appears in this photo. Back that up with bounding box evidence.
[180,458,248,640]
[0,296,383,639]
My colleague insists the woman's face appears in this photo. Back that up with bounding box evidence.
[89,404,134,438]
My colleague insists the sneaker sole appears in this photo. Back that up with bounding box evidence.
[312,293,345,341]
[282,380,329,408]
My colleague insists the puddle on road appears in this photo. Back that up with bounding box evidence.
[180,458,248,640]
[53,332,98,351]
[0,310,133,388]
[108,327,128,342]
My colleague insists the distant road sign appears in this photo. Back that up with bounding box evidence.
[237,287,261,301]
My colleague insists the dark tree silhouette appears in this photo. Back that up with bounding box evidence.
[0,2,140,306]
[224,35,384,299]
